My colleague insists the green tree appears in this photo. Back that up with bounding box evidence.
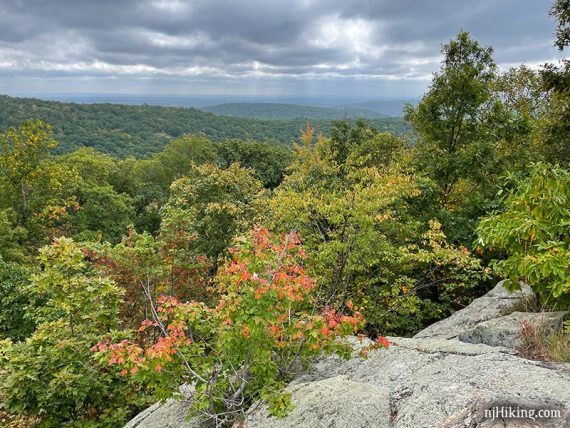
[541,0,570,165]
[404,32,535,244]
[477,163,570,308]
[56,148,135,243]
[493,65,548,166]
[405,32,500,207]
[70,185,134,243]
[156,134,218,182]
[270,125,487,335]
[163,163,266,275]
[14,160,80,249]
[115,157,169,234]
[57,147,120,187]
[552,0,570,51]
[215,139,293,189]
[0,238,149,426]
[0,121,80,251]
[0,120,57,226]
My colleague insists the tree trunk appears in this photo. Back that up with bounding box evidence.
[19,180,27,226]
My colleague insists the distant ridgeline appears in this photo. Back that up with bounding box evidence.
[200,100,412,120]
[0,95,410,158]
[200,102,389,120]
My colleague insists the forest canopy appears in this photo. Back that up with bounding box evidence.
[0,95,410,158]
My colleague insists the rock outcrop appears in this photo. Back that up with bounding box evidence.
[125,385,196,428]
[458,310,569,348]
[126,282,570,427]
[413,280,536,340]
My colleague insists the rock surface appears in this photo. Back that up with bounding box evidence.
[413,280,535,340]
[458,311,569,348]
[125,385,197,428]
[247,337,570,427]
[125,282,570,427]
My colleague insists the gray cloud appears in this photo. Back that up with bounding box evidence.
[0,0,562,97]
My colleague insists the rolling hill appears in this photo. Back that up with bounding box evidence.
[338,99,417,117]
[200,102,386,120]
[0,95,410,158]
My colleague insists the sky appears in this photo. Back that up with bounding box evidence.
[0,0,563,99]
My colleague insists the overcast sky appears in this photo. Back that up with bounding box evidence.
[0,0,562,99]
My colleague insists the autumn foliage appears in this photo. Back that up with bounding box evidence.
[85,226,210,328]
[92,228,376,424]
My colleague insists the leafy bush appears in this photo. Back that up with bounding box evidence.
[0,238,150,427]
[0,322,149,427]
[93,228,376,426]
[477,163,570,308]
[0,260,35,341]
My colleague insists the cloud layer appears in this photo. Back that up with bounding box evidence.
[0,0,561,97]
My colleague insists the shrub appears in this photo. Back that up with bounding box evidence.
[93,228,380,426]
[0,238,150,427]
[477,163,570,308]
[518,319,570,363]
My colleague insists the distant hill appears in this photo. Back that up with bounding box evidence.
[339,99,418,117]
[200,102,386,120]
[0,95,410,158]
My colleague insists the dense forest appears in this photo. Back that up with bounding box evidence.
[0,95,409,158]
[0,2,569,427]
[335,99,413,117]
[199,102,388,120]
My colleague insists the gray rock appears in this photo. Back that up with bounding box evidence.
[459,311,569,348]
[414,280,536,340]
[249,376,392,428]
[124,385,199,428]
[246,338,570,428]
